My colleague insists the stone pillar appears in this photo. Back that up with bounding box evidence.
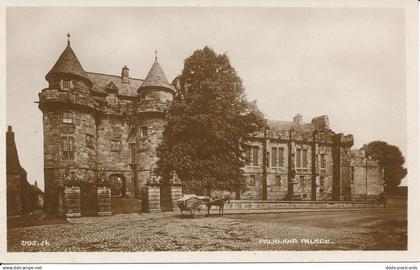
[97,186,112,216]
[64,186,81,217]
[311,131,319,201]
[287,129,296,199]
[145,185,161,213]
[170,184,183,211]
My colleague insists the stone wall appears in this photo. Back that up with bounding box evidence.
[351,150,384,200]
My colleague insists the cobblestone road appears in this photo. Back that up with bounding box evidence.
[8,209,406,251]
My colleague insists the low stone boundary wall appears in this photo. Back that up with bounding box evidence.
[206,200,385,214]
[384,196,407,208]
[111,198,142,214]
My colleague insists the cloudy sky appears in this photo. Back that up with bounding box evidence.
[6,7,407,190]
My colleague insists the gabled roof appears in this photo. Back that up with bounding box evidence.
[45,42,92,86]
[139,60,175,92]
[87,72,143,97]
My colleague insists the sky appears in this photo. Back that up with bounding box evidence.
[6,7,407,190]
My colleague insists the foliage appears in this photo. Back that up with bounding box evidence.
[155,46,265,195]
[364,141,407,187]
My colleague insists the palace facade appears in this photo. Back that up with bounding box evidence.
[37,38,384,216]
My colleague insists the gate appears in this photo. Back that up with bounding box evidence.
[160,184,172,212]
[80,185,97,216]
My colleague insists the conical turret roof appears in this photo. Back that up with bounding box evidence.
[45,40,92,86]
[139,58,175,92]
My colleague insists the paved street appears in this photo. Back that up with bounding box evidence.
[8,208,406,251]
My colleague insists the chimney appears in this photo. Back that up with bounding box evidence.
[8,125,12,132]
[34,181,38,187]
[293,114,302,125]
[121,65,130,83]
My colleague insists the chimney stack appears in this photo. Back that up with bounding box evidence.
[121,65,130,83]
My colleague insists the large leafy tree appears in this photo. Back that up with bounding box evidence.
[364,141,407,188]
[155,46,265,195]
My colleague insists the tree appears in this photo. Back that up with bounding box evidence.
[155,46,265,195]
[364,141,407,188]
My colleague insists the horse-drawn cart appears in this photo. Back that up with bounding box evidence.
[176,194,210,218]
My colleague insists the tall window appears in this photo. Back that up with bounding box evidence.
[296,148,301,168]
[271,147,278,167]
[249,175,256,186]
[245,146,252,166]
[279,147,284,167]
[62,137,74,159]
[129,143,136,164]
[111,140,121,152]
[62,112,73,124]
[320,154,326,170]
[252,146,259,166]
[140,126,148,138]
[303,149,308,168]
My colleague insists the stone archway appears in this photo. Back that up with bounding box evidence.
[109,174,126,198]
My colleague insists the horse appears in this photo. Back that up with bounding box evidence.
[206,195,231,216]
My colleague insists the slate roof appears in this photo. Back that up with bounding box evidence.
[139,60,176,92]
[87,72,143,97]
[46,42,92,85]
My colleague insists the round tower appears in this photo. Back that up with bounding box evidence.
[136,53,176,212]
[38,34,98,216]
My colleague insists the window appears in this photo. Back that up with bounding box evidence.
[249,175,256,186]
[63,80,71,90]
[299,176,305,187]
[62,112,73,124]
[271,147,278,167]
[111,140,121,152]
[252,146,259,166]
[129,143,136,164]
[62,137,74,159]
[86,134,94,149]
[320,154,326,169]
[303,149,308,168]
[245,146,252,166]
[275,175,281,186]
[296,148,301,168]
[279,147,284,167]
[140,126,148,138]
[60,79,72,90]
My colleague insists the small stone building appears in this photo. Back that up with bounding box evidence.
[37,37,385,216]
[6,126,44,216]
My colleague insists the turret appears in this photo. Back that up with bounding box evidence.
[45,33,92,93]
[38,34,98,215]
[137,51,175,111]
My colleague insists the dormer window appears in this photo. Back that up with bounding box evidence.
[60,79,73,91]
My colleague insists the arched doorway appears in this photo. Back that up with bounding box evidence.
[109,174,126,197]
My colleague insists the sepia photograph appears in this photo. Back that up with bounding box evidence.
[1,0,419,263]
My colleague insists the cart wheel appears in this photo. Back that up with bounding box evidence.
[194,205,207,218]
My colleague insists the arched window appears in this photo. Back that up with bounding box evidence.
[108,174,126,197]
